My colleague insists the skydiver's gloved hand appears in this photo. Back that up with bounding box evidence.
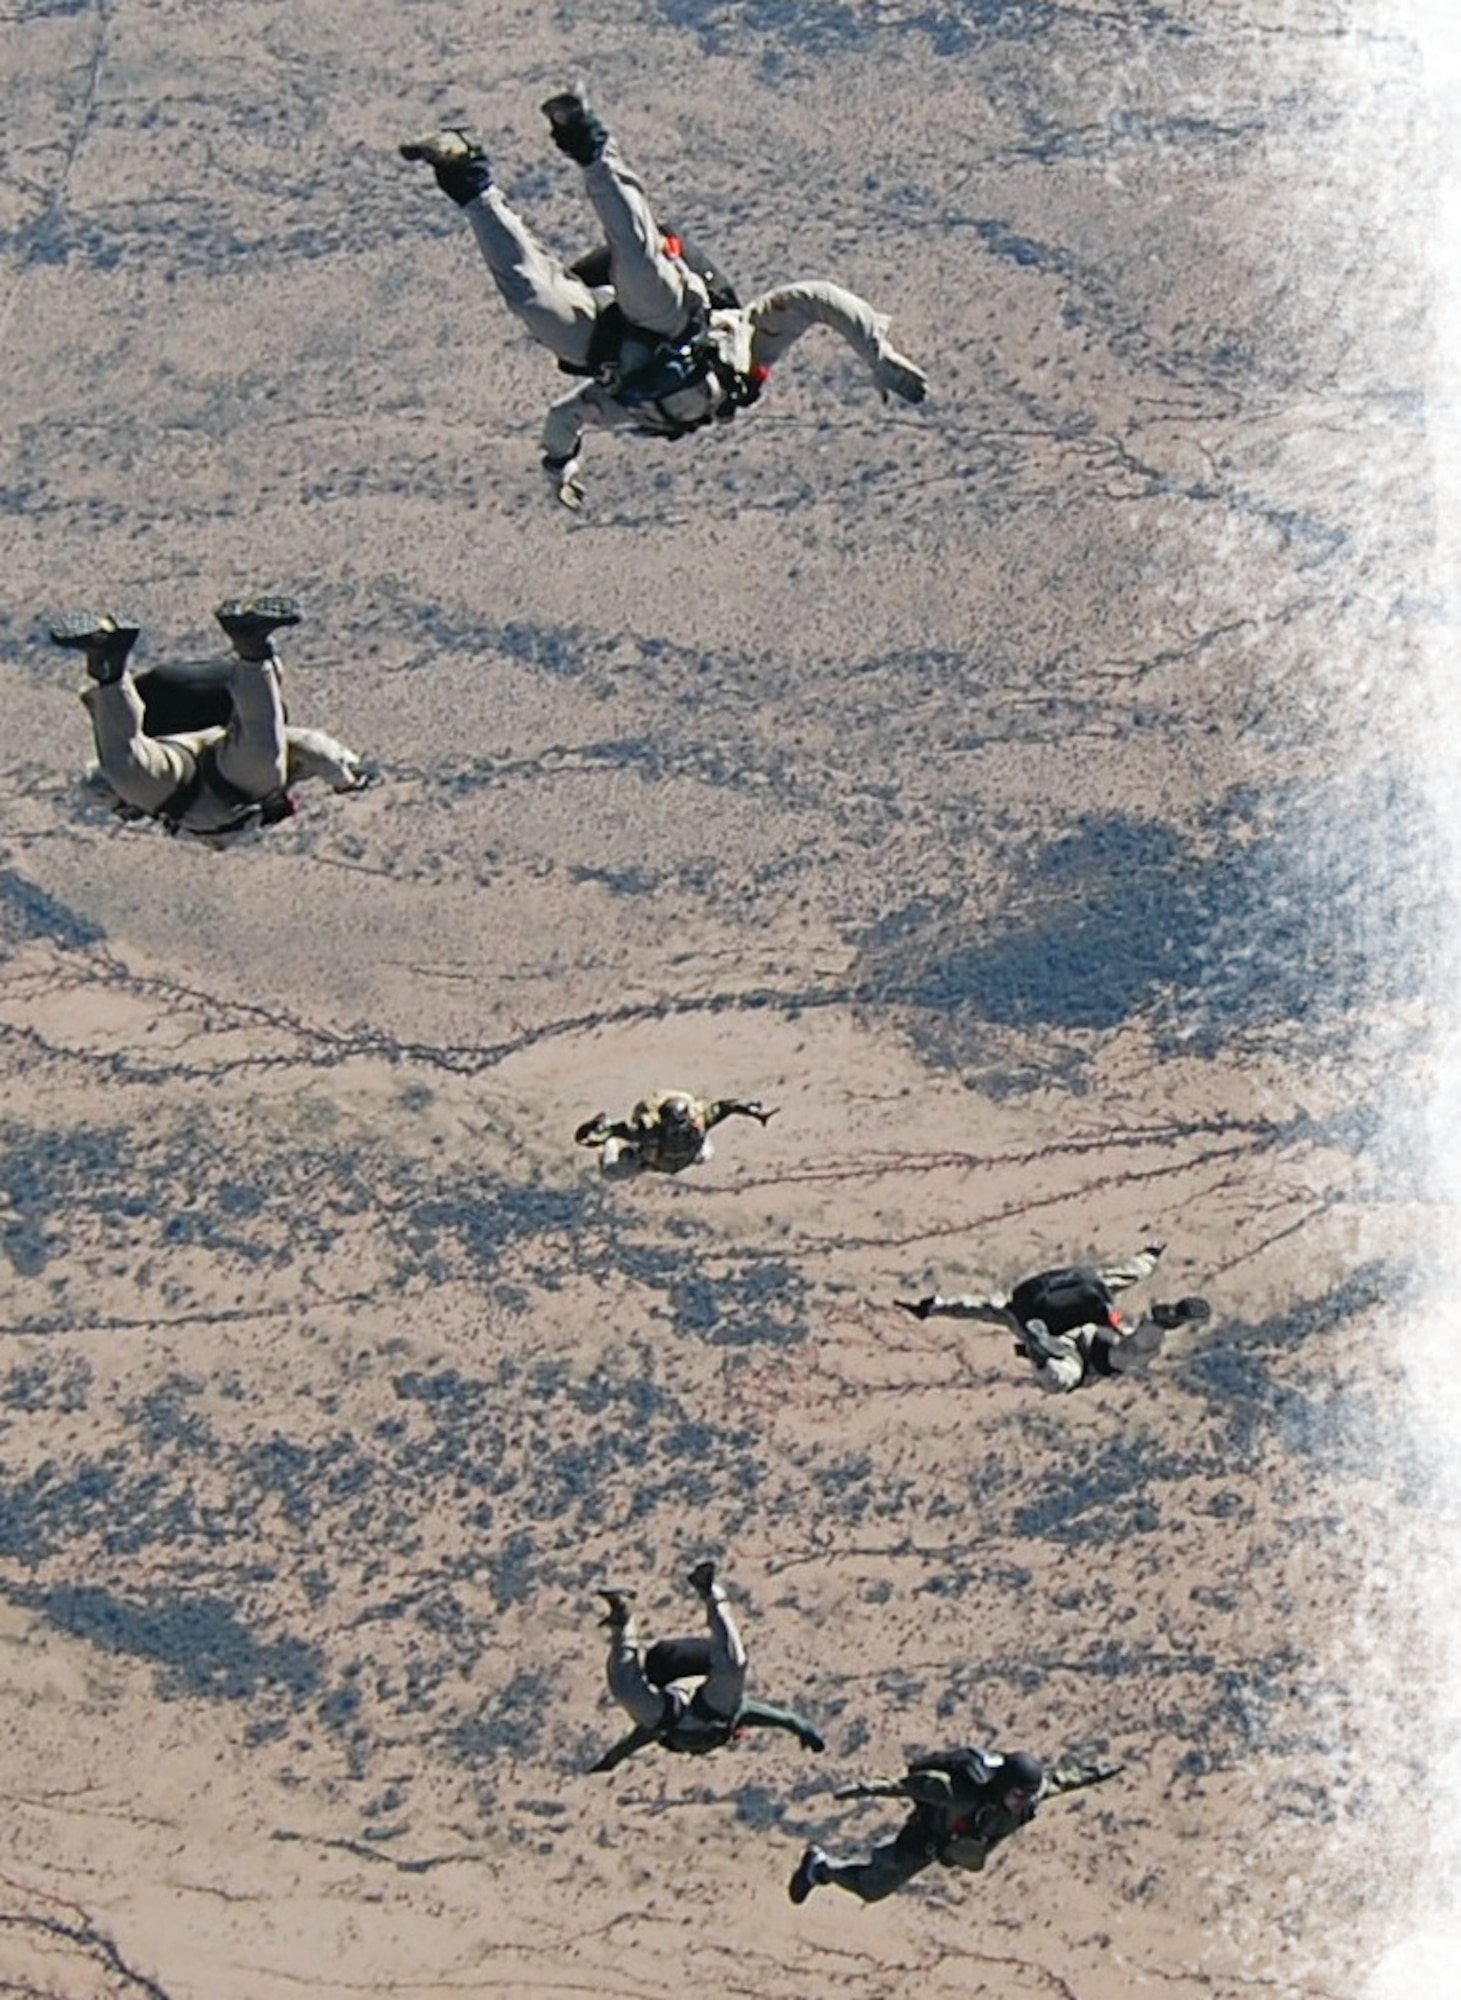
[575,1112,611,1147]
[873,344,928,406]
[1144,1241,1167,1260]
[895,1297,935,1321]
[747,1102,777,1127]
[333,755,377,795]
[800,1726,827,1753]
[543,451,585,511]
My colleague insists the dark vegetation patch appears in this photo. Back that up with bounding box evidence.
[854,773,1444,1089]
[0,1170,1404,1836]
[0,869,106,957]
[0,1111,811,1349]
[11,1581,324,1701]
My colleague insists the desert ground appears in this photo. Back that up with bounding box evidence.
[0,2,1454,1996]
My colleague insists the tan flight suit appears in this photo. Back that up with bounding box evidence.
[606,1579,748,1731]
[82,652,362,839]
[460,135,923,485]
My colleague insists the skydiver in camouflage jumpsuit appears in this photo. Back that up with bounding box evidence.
[789,1745,1120,1904]
[574,1088,776,1179]
[898,1244,1211,1392]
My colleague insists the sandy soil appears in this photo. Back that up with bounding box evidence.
[0,3,1450,1997]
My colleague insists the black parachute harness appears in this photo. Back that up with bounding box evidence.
[558,233,768,438]
[1008,1267,1129,1388]
[654,1686,741,1755]
[155,742,296,839]
[641,1639,742,1753]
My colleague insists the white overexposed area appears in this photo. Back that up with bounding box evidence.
[1362,6,1461,1997]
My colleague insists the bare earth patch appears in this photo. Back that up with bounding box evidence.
[0,4,1446,1997]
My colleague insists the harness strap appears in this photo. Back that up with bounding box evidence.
[155,754,211,836]
[558,302,767,437]
[657,1687,739,1755]
[155,743,292,838]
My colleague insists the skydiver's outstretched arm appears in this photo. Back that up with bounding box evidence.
[703,1099,778,1131]
[1041,1755,1124,1797]
[283,726,366,792]
[541,381,637,510]
[895,1294,1019,1330]
[839,1757,1122,1801]
[833,1772,918,1803]
[588,1722,661,1773]
[575,1111,639,1148]
[736,1696,825,1751]
[744,281,927,404]
[836,1766,976,1809]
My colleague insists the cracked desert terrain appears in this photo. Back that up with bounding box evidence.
[0,3,1454,1997]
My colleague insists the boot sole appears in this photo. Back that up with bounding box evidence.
[50,611,140,649]
[215,595,301,639]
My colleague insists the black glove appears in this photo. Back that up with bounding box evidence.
[1143,1241,1167,1260]
[895,1297,935,1321]
[801,1728,826,1754]
[873,345,928,405]
[574,1112,610,1146]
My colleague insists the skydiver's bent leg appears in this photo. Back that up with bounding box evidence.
[214,656,288,799]
[824,1824,935,1903]
[81,677,196,815]
[1020,1319,1088,1392]
[695,1578,748,1719]
[464,190,600,367]
[581,140,700,337]
[605,1614,670,1730]
[1094,1247,1161,1296]
[1099,1320,1166,1376]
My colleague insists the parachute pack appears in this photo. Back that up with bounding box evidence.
[134,658,235,736]
[132,658,294,737]
[1007,1266,1118,1338]
[643,1635,716,1687]
[907,1745,1001,1791]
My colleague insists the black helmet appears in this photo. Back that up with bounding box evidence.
[993,1750,1044,1797]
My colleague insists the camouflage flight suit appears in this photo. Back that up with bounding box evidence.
[909,1248,1166,1392]
[794,1750,1119,1904]
[574,1089,775,1179]
[84,665,362,840]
